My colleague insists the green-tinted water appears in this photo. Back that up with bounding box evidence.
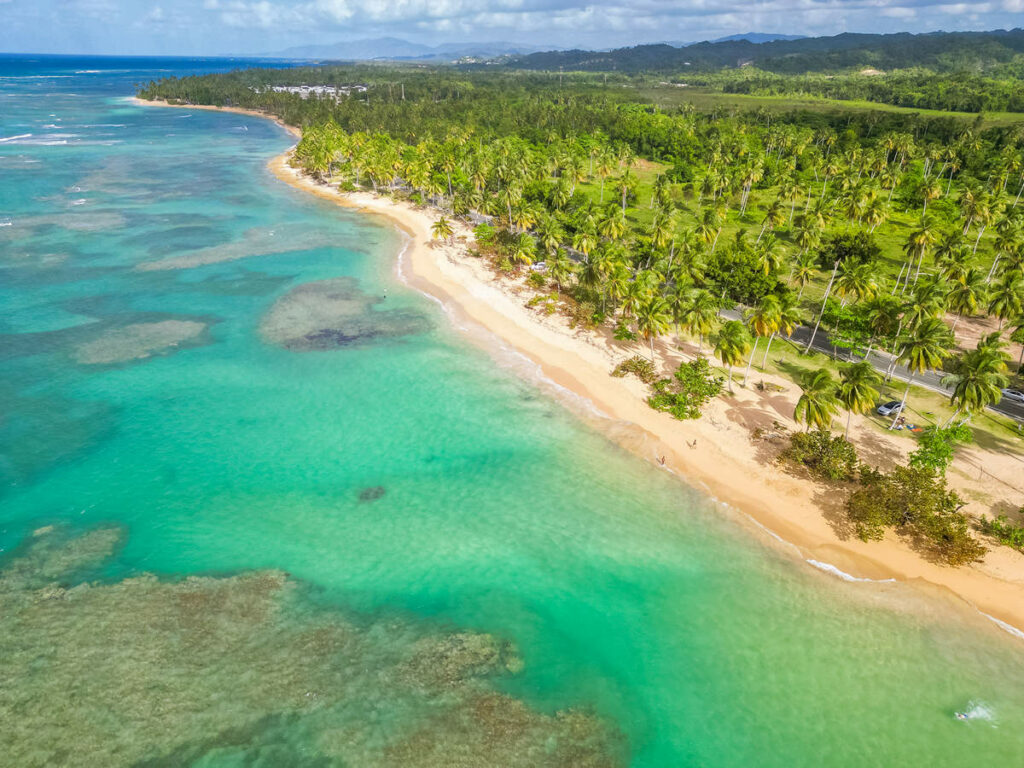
[2,58,1024,766]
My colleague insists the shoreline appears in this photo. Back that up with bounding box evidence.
[135,98,1024,639]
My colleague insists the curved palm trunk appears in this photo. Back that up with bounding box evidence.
[845,409,852,439]
[726,363,734,393]
[743,339,759,386]
[761,333,775,369]
[805,261,839,354]
[889,374,914,430]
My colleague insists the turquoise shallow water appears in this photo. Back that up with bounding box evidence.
[3,57,1024,766]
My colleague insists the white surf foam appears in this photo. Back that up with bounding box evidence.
[980,611,1024,641]
[0,133,33,143]
[806,559,896,583]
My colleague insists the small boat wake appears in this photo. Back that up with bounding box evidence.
[954,701,996,726]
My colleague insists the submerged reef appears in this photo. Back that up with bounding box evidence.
[0,526,623,767]
[74,320,207,364]
[260,277,431,350]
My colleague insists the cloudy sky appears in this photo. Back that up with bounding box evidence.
[1,0,1022,56]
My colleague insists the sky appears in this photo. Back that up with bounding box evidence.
[0,0,1022,56]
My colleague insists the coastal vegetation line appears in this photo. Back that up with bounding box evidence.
[136,64,1024,619]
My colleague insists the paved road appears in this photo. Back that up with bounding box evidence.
[721,309,1024,424]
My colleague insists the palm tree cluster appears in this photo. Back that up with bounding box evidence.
[292,101,1024,432]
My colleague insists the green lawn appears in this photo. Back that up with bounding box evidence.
[635,86,1024,129]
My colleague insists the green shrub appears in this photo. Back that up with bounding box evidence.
[527,271,547,289]
[908,424,971,475]
[647,357,723,420]
[979,514,1024,552]
[613,320,637,342]
[816,230,881,269]
[562,298,597,329]
[781,429,860,482]
[846,465,986,566]
[612,355,658,384]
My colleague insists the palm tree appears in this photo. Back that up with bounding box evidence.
[742,295,781,385]
[761,292,801,369]
[682,288,720,357]
[946,268,987,332]
[836,260,878,306]
[431,216,454,244]
[889,317,953,429]
[714,320,752,393]
[510,232,536,266]
[987,272,1024,330]
[794,368,840,431]
[805,260,840,354]
[636,296,672,362]
[547,249,575,291]
[792,252,817,300]
[837,362,882,438]
[942,343,1009,424]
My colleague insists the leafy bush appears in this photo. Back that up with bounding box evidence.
[846,466,986,566]
[978,514,1024,552]
[612,355,658,384]
[562,299,598,329]
[613,320,638,341]
[647,357,723,420]
[908,424,972,476]
[816,230,880,269]
[527,271,547,289]
[781,429,860,481]
[705,248,780,305]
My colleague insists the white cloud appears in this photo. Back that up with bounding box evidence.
[879,6,916,16]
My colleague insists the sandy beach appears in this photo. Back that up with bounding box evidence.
[138,98,1024,638]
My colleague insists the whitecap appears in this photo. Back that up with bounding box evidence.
[980,611,1024,641]
[806,559,896,583]
[0,222,12,228]
[0,133,33,143]
[70,199,87,206]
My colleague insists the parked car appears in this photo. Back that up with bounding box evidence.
[1001,388,1024,404]
[876,400,904,416]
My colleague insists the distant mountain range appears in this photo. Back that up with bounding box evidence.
[262,33,805,62]
[501,29,1024,73]
[263,37,562,61]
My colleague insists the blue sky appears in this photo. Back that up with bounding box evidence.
[1,0,1022,56]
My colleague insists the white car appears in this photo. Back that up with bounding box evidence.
[1002,388,1024,404]
[876,400,904,416]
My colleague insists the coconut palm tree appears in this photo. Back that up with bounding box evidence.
[987,271,1024,329]
[942,343,1010,424]
[792,252,817,300]
[636,296,672,362]
[431,216,454,244]
[794,368,840,431]
[761,292,801,369]
[889,317,953,429]
[546,249,575,291]
[510,232,536,266]
[742,295,781,385]
[947,268,987,332]
[714,320,752,393]
[805,260,840,354]
[835,261,878,306]
[683,288,720,357]
[837,362,882,438]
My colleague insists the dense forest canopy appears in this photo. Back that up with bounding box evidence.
[505,29,1024,75]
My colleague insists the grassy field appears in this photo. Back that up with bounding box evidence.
[634,86,1024,129]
